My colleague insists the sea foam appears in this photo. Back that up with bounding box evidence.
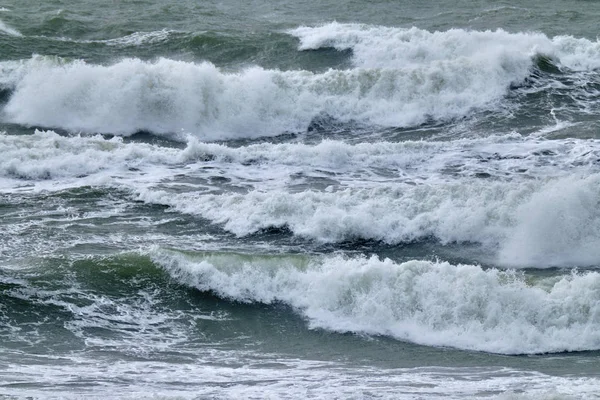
[0,25,573,139]
[154,250,600,355]
[3,130,600,268]
[3,130,598,183]
[289,22,600,71]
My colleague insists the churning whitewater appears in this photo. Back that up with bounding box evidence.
[154,250,600,355]
[2,25,600,139]
[3,129,600,267]
[2,4,600,399]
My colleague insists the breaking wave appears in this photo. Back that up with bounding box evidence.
[6,24,599,138]
[289,22,600,71]
[3,130,600,268]
[155,250,600,355]
[0,56,524,138]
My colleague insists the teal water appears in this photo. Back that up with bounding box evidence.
[1,1,600,399]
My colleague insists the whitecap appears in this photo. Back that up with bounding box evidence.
[0,18,21,36]
[154,249,600,355]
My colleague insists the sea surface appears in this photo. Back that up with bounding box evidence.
[1,1,600,399]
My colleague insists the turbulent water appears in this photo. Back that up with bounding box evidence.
[1,1,600,399]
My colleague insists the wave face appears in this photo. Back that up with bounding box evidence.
[4,24,600,138]
[154,250,600,355]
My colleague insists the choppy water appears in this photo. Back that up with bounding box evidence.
[1,1,600,399]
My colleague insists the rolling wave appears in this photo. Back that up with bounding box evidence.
[2,26,600,139]
[140,174,600,268]
[3,248,600,355]
[154,249,600,355]
[0,55,525,138]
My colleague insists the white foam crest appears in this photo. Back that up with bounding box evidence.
[0,18,21,36]
[289,22,600,71]
[499,176,600,267]
[0,56,70,89]
[1,53,528,138]
[4,131,600,268]
[155,250,600,355]
[0,130,181,186]
[551,35,600,71]
[138,173,600,268]
[4,130,600,185]
[101,29,174,46]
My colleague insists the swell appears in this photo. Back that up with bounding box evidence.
[153,249,600,355]
[7,24,600,139]
[5,249,599,356]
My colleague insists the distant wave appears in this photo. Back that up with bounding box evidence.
[155,249,600,355]
[0,18,21,36]
[289,22,600,71]
[30,29,176,46]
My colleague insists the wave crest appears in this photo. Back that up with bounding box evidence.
[289,23,600,71]
[154,250,600,355]
[1,46,528,138]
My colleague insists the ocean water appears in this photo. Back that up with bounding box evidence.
[1,0,600,398]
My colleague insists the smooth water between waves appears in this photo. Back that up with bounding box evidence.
[2,0,600,398]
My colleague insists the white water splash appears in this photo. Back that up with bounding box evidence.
[155,250,600,355]
[0,18,21,36]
